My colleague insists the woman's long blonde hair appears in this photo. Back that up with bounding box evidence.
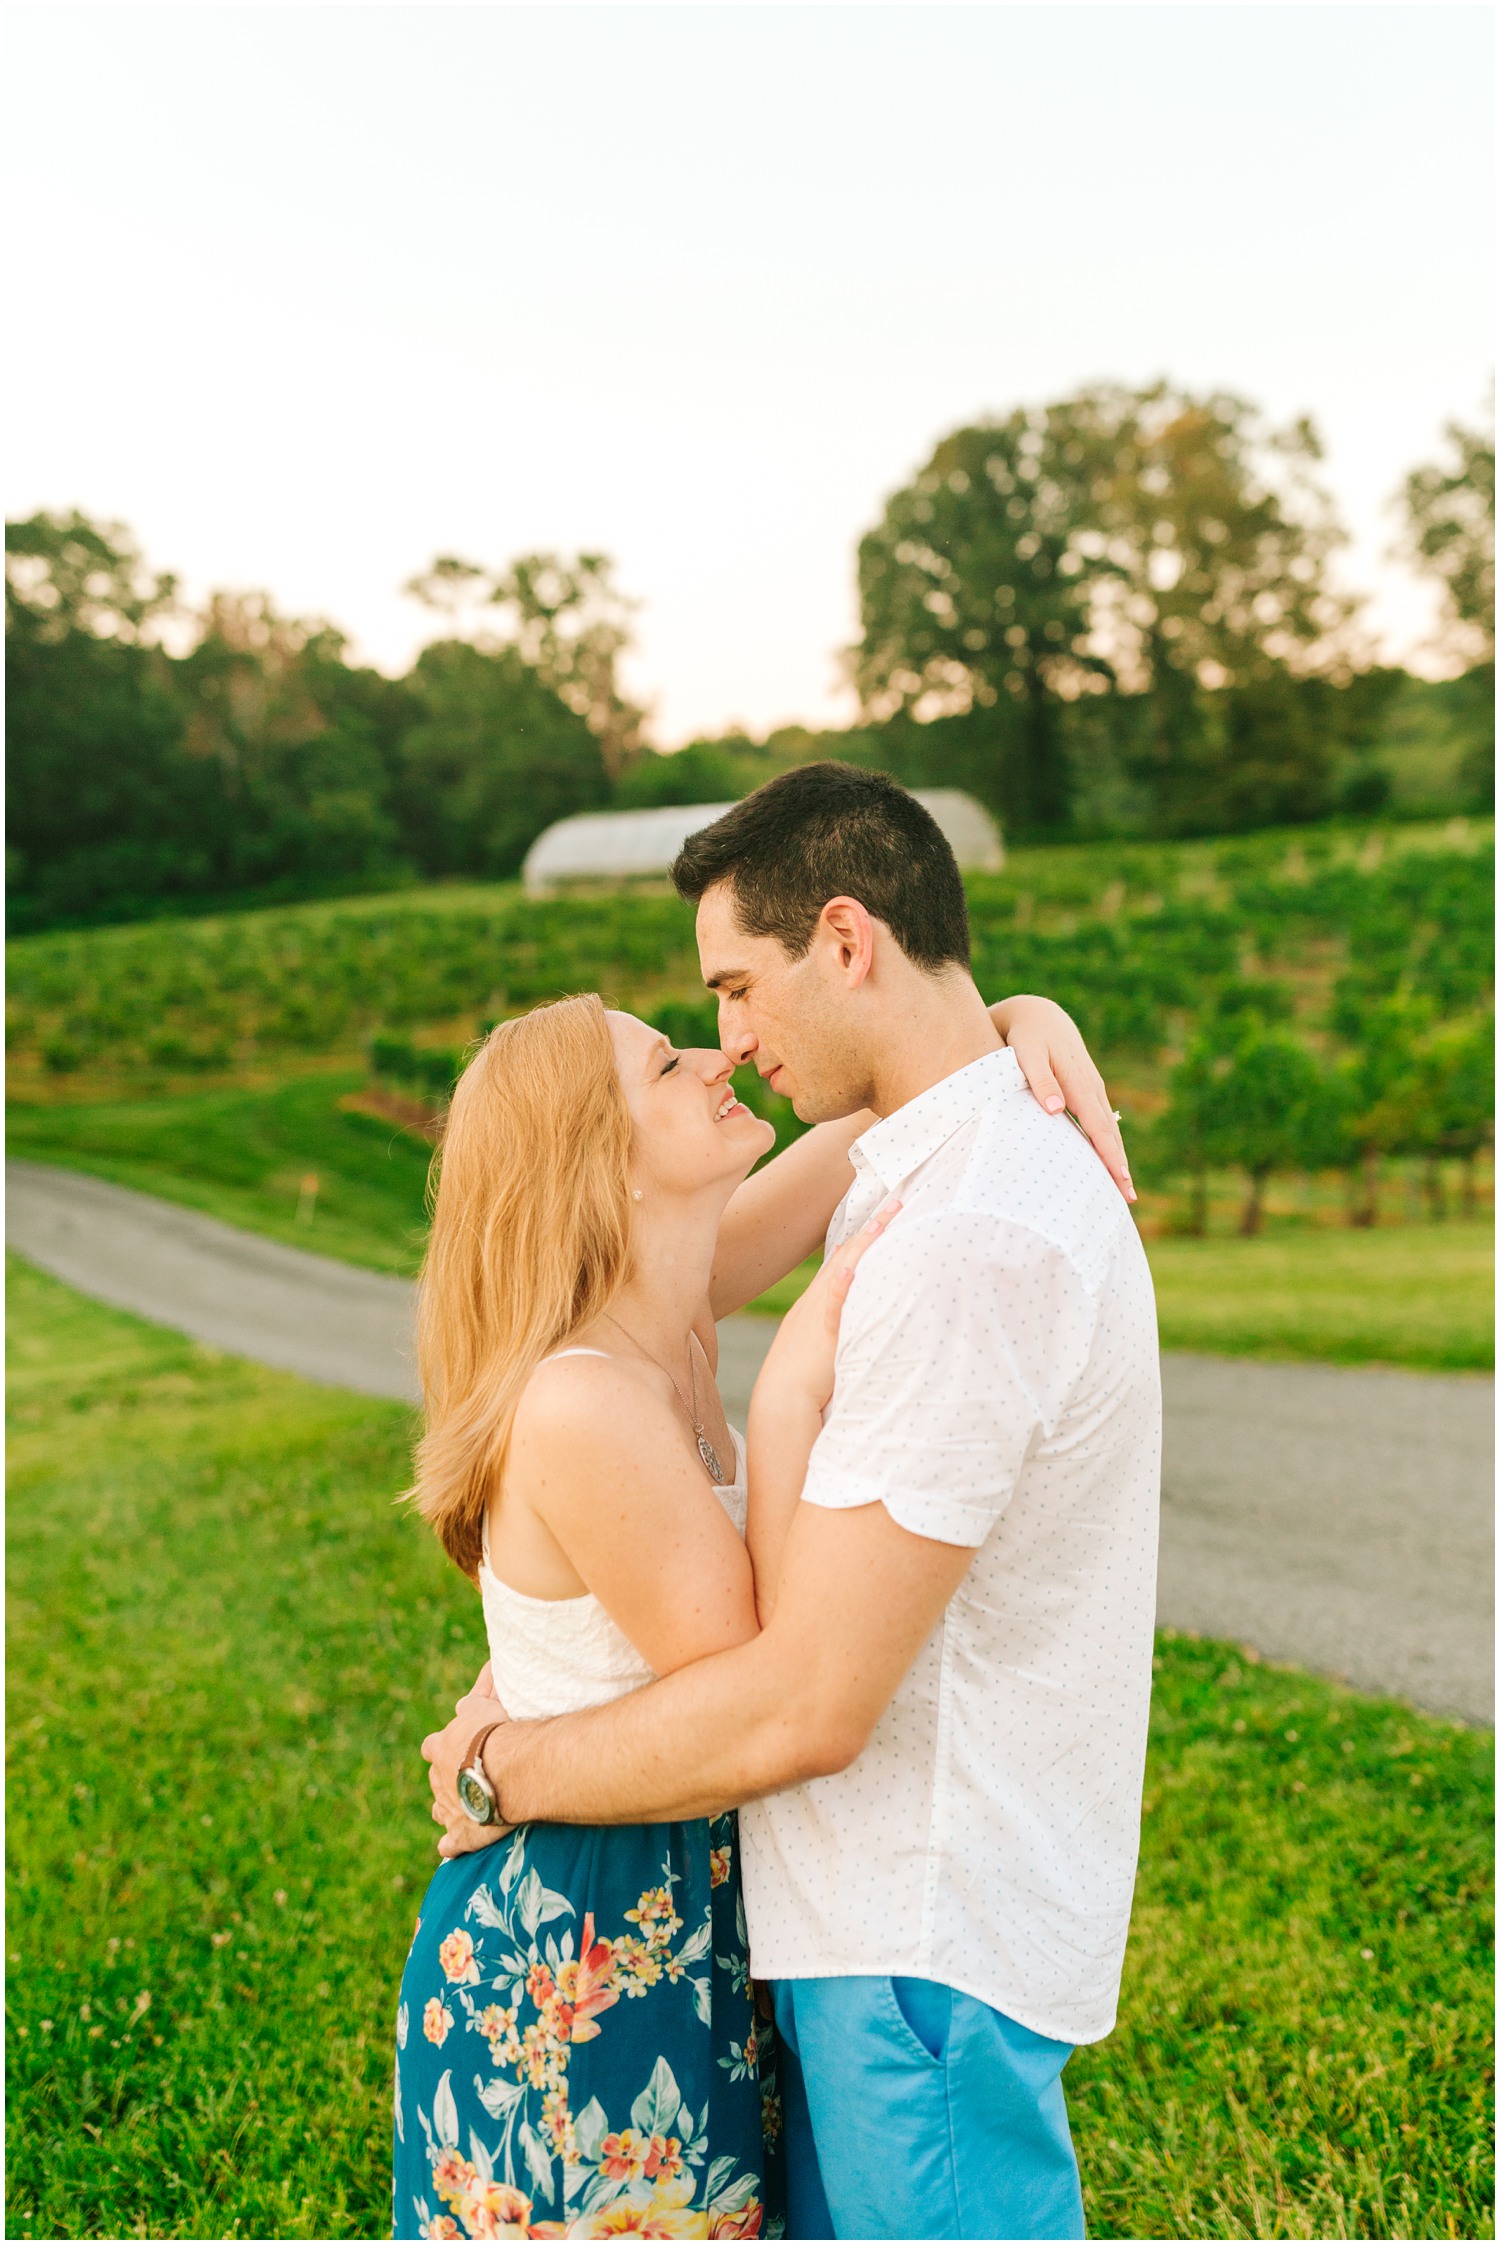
[408,993,632,1577]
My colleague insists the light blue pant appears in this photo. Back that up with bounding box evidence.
[771,1974,1085,2241]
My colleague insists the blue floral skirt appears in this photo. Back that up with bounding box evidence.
[393,1811,784,2239]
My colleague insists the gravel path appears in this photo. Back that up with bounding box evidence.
[7,1160,420,1403]
[9,1159,1493,1722]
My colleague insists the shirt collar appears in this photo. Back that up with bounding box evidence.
[849,1046,1022,1196]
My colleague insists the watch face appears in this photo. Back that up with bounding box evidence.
[457,1766,494,1824]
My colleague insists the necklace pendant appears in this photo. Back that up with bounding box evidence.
[697,1429,727,1484]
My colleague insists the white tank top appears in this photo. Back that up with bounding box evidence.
[479,1348,748,1721]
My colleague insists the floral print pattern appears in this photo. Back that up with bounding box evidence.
[394,1813,782,2240]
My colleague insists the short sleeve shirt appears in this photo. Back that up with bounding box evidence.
[738,1047,1162,2046]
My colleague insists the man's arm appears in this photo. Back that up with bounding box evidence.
[428,1192,1096,1850]
[429,1496,973,1839]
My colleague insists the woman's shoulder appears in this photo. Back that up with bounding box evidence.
[510,1346,677,1462]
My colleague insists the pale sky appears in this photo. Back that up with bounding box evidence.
[5,4,1493,743]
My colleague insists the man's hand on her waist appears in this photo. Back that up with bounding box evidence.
[422,1661,517,1859]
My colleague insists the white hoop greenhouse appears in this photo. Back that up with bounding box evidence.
[522,788,1004,894]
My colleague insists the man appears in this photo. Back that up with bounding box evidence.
[425,763,1161,2240]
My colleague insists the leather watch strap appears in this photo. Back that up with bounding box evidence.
[464,1720,504,1793]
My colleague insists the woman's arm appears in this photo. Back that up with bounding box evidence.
[506,1355,760,1673]
[744,1200,900,1620]
[708,1115,870,1321]
[709,995,1132,1320]
[993,995,1134,1199]
[745,1381,823,1628]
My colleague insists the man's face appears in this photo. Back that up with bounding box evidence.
[694,883,869,1124]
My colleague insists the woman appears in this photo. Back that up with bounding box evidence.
[393,993,1123,2241]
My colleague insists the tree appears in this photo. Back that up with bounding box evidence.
[1155,986,1309,1234]
[1432,1012,1496,1219]
[7,512,626,926]
[1077,386,1353,688]
[852,385,1360,836]
[177,591,344,785]
[5,620,223,930]
[6,512,220,930]
[1154,1036,1220,1235]
[7,521,422,930]
[1397,404,1496,807]
[174,591,406,889]
[1204,1030,1333,1236]
[613,726,838,809]
[1073,384,1359,833]
[406,550,645,778]
[5,509,179,647]
[615,734,760,808]
[1397,405,1495,666]
[395,638,609,880]
[1331,998,1433,1227]
[852,407,1115,831]
[1372,1011,1497,1221]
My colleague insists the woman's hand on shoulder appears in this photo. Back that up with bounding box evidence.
[990,992,1134,1202]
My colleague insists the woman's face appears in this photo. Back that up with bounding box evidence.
[606,1011,775,1201]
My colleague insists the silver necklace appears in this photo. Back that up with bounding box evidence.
[602,1314,727,1484]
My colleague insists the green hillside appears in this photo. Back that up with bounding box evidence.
[8,816,1492,1098]
[7,814,1493,1369]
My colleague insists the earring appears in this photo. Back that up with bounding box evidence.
[632,1190,643,1201]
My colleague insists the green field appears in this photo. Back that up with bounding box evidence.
[1148,1226,1495,1370]
[748,1229,1496,1369]
[9,1074,1493,1368]
[7,812,1492,1368]
[8,817,1492,1101]
[7,1074,434,1278]
[6,1256,1492,2240]
[5,812,1494,2233]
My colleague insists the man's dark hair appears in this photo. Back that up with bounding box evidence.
[670,761,970,969]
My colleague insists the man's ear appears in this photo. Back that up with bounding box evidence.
[819,896,875,988]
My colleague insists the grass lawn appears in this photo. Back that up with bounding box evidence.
[9,1079,1496,1371]
[7,1257,1493,2240]
[1148,1225,1495,1372]
[7,1073,435,1278]
[756,1225,1496,1372]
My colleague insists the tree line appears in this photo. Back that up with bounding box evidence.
[1156,996,1492,1235]
[5,532,626,934]
[7,383,1493,934]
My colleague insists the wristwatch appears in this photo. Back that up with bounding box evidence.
[456,1721,505,1825]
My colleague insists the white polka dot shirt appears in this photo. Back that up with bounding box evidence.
[739,1046,1162,2046]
